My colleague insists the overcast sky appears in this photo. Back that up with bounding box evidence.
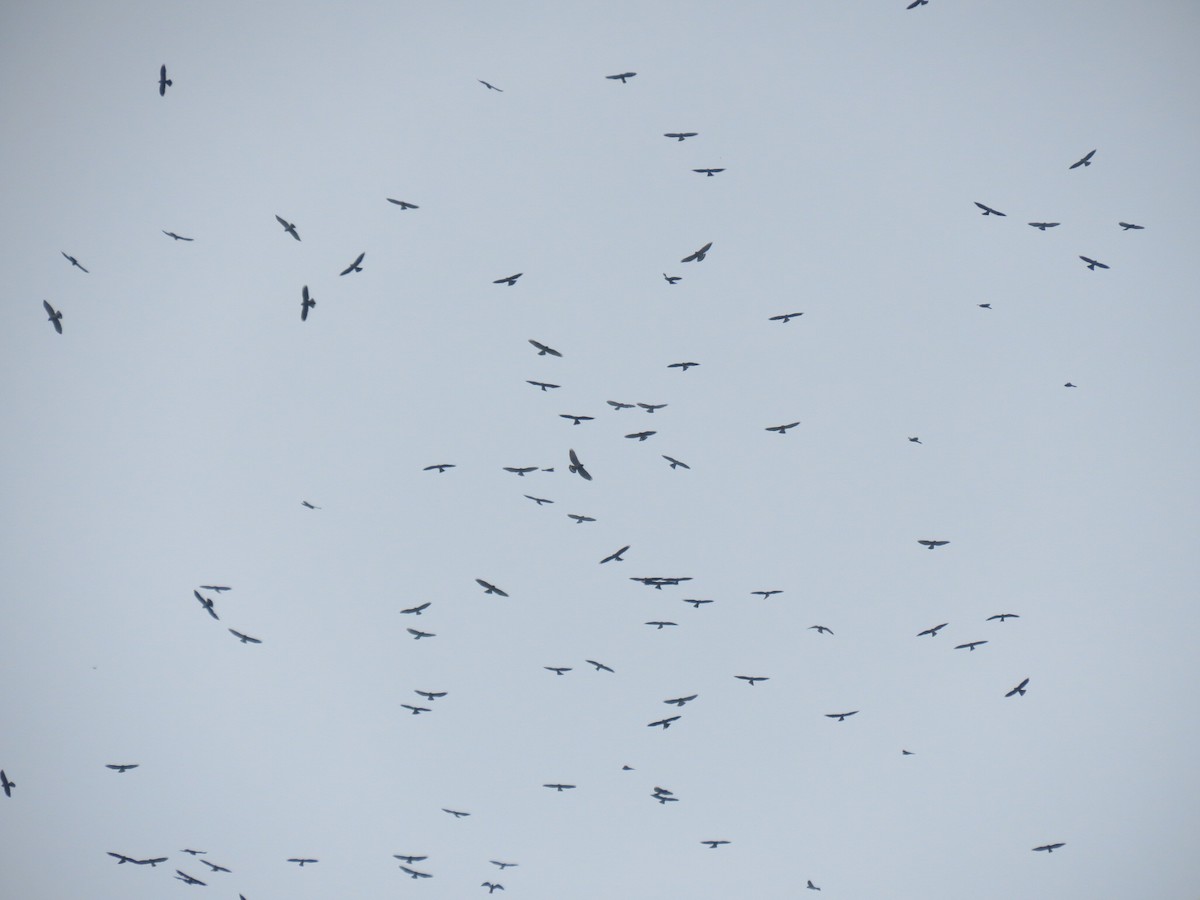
[2,1,1199,897]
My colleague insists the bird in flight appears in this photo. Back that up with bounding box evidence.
[1118,221,1144,230]
[765,421,800,434]
[503,466,537,476]
[606,72,637,82]
[393,855,428,864]
[668,362,699,371]
[652,791,679,804]
[664,694,698,706]
[107,853,137,864]
[387,198,419,209]
[301,500,321,509]
[415,690,447,701]
[478,79,503,91]
[902,749,914,756]
[482,883,505,893]
[1,771,14,797]
[663,273,681,284]
[736,675,769,685]
[544,666,572,675]
[228,629,262,644]
[1079,255,1109,270]
[809,625,834,635]
[751,590,782,598]
[490,860,518,869]
[524,494,553,506]
[664,132,698,141]
[1028,222,1059,231]
[527,380,560,391]
[301,285,315,321]
[826,711,858,721]
[174,870,206,885]
[769,312,804,322]
[908,436,922,444]
[638,403,668,413]
[1064,382,1077,388]
[625,430,656,442]
[105,764,139,773]
[1069,149,1096,169]
[648,715,681,729]
[974,202,1006,216]
[42,300,64,334]
[543,783,576,791]
[568,449,592,481]
[529,339,562,357]
[158,65,172,96]
[681,242,712,262]
[61,252,89,272]
[662,455,690,469]
[607,400,635,410]
[199,859,231,873]
[339,252,365,276]
[287,858,318,866]
[807,880,822,891]
[442,808,470,818]
[987,613,1020,622]
[955,640,988,651]
[193,590,219,620]
[682,598,712,608]
[693,168,725,177]
[401,704,431,715]
[275,215,301,241]
[560,414,593,425]
[1006,678,1030,698]
[199,585,231,592]
[407,627,435,640]
[424,464,455,473]
[918,540,949,549]
[978,303,992,309]
[568,514,596,524]
[181,849,206,856]
[493,273,522,286]
[1033,843,1065,853]
[918,623,948,637]
[585,659,614,672]
[906,0,928,7]
[645,621,678,629]
[162,230,194,241]
[600,545,630,564]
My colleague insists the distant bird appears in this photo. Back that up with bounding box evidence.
[648,716,681,729]
[902,750,914,755]
[543,783,576,791]
[906,0,927,7]
[275,215,301,241]
[974,202,1006,216]
[769,312,803,322]
[568,514,596,524]
[978,303,992,309]
[663,273,682,284]
[751,590,782,598]
[415,690,447,701]
[193,590,219,620]
[682,598,713,608]
[490,860,518,869]
[442,808,470,818]
[1079,255,1109,270]
[200,859,231,873]
[527,380,560,391]
[1028,222,1059,231]
[765,421,800,434]
[301,500,320,509]
[955,640,988,651]
[503,466,537,476]
[568,449,592,481]
[600,545,630,564]
[918,623,948,637]
[653,786,674,796]
[162,230,194,241]
[42,300,63,334]
[199,585,231,592]
[917,540,949,549]
[493,273,522,286]
[668,362,699,371]
[702,840,730,848]
[482,883,505,893]
[653,792,679,804]
[181,849,206,856]
[61,252,89,272]
[399,865,432,879]
[1069,149,1096,169]
[393,855,428,864]
[1064,382,1077,388]
[1006,678,1030,698]
[908,436,922,444]
[645,621,678,629]
[662,455,690,469]
[664,132,698,141]
[809,625,834,635]
[1,771,13,797]
[108,853,137,864]
[625,431,656,441]
[386,199,419,209]
[560,414,593,425]
[300,285,315,321]
[585,659,614,672]
[529,339,562,357]
[174,871,206,885]
[638,403,668,413]
[424,464,455,473]
[736,675,769,685]
[339,252,365,276]
[606,72,637,82]
[826,711,858,721]
[1118,222,1144,230]
[664,694,698,706]
[401,602,431,615]
[544,666,572,675]
[158,65,173,96]
[681,241,713,262]
[607,400,635,410]
[478,79,503,91]
[105,764,139,773]
[987,613,1020,622]
[807,881,821,891]
[401,704,431,715]
[406,628,435,640]
[228,629,262,644]
[524,495,553,506]
[1033,843,1065,853]
[693,168,725,176]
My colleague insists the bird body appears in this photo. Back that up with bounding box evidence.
[568,449,592,481]
[158,65,172,96]
[61,252,89,272]
[766,421,800,434]
[301,285,315,321]
[664,132,698,141]
[918,623,948,637]
[387,199,419,209]
[826,711,858,721]
[1079,256,1109,270]
[648,716,681,729]
[693,168,725,176]
[918,540,949,549]
[955,640,988,651]
[228,629,261,644]
[585,659,614,672]
[163,230,194,240]
[529,339,562,357]
[106,764,139,772]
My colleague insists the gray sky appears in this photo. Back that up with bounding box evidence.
[2,1,1199,897]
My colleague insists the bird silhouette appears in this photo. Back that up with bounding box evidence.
[442,809,470,818]
[607,400,635,410]
[158,65,172,96]
[987,613,1020,622]
[1079,256,1109,270]
[275,215,300,241]
[568,514,596,524]
[918,623,948,637]
[681,242,713,262]
[638,403,668,413]
[61,252,89,272]
[1064,382,1077,388]
[625,431,656,441]
[524,495,553,506]
[1118,221,1144,230]
[668,362,699,371]
[482,883,505,893]
[406,628,435,639]
[401,602,431,615]
[807,880,822,891]
[401,704,431,714]
[682,598,713,608]
[664,694,698,706]
[415,690,447,701]
[503,466,537,476]
[560,414,593,425]
[765,421,800,434]
[42,300,64,334]
[662,455,690,469]
[1028,222,1059,231]
[108,853,137,864]
[193,590,219,620]
[735,675,769,685]
[645,621,678,629]
[424,464,455,473]
[478,79,503,91]
[955,640,988,651]
[301,500,321,509]
[228,629,262,644]
[174,871,206,885]
[162,230,194,241]
[490,860,518,869]
[663,273,682,284]
[906,0,927,7]
[600,545,630,564]
[568,449,592,481]
[974,202,1006,216]
[606,72,637,82]
[702,840,730,848]
[917,540,949,549]
[493,273,522,286]
[1069,150,1096,169]
[826,711,858,721]
[809,625,834,635]
[769,312,804,322]
[664,132,698,141]
[199,859,231,873]
[1006,678,1030,698]
[2,771,14,797]
[585,659,615,672]
[751,590,782,598]
[105,764,139,773]
[399,864,432,878]
[1033,843,1065,853]
[301,285,315,321]
[544,666,572,675]
[693,168,725,176]
[648,716,681,729]
[180,849,206,856]
[978,303,992,308]
[386,199,419,209]
[527,380,560,391]
[199,585,231,592]
[529,339,562,357]
[543,783,576,791]
[339,252,365,276]
[908,436,922,443]
[393,855,427,864]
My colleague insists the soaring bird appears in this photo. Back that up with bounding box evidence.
[809,625,834,635]
[560,414,593,425]
[735,675,769,685]
[625,431,656,442]
[527,380,560,391]
[106,764,139,773]
[918,623,948,637]
[585,659,614,672]
[393,855,428,864]
[638,403,668,413]
[664,132,698,141]
[826,711,858,721]
[174,871,206,885]
[108,853,137,864]
[1118,221,1144,230]
[974,202,1006,216]
[424,464,455,473]
[493,273,522,286]
[1064,382,1077,388]
[607,400,635,410]
[228,629,262,644]
[652,792,679,804]
[902,750,914,756]
[662,455,690,469]
[765,421,800,434]
[664,694,698,706]
[199,859,231,873]
[600,545,630,564]
[1006,678,1030,697]
[3,770,16,797]
[275,215,301,241]
[645,621,678,629]
[401,704,431,714]
[301,500,321,509]
[568,449,592,481]
[387,199,419,209]
[606,72,637,82]
[693,168,725,176]
[199,585,231,592]
[682,598,713,608]
[1033,843,1065,853]
[524,495,553,506]
[401,602,431,615]
[663,273,681,284]
[61,252,89,272]
[339,252,365,276]
[908,436,922,444]
[503,466,537,476]
[415,690,447,701]
[42,300,64,334]
[1079,255,1109,270]
[287,859,318,866]
[158,65,172,96]
[955,640,988,651]
[478,79,503,91]
[987,613,1020,622]
[668,362,699,371]
[544,666,572,675]
[702,840,730,848]
[978,303,992,309]
[681,242,712,262]
[400,864,433,879]
[906,0,927,7]
[543,783,576,791]
[648,716,681,729]
[180,849,206,856]
[406,628,435,640]
[751,590,782,598]
[529,339,562,357]
[918,540,949,549]
[163,231,194,241]
[769,312,804,322]
[490,861,519,869]
[568,514,596,524]
[807,881,822,891]
[442,808,470,818]
[1069,150,1096,169]
[193,590,219,620]
[482,883,505,893]
[1028,222,1059,231]
[301,285,315,321]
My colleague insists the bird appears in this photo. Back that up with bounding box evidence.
[663,273,682,284]
[415,690,447,701]
[155,64,173,96]
[987,613,1020,622]
[1079,255,1109,270]
[2,771,14,797]
[918,623,948,637]
[974,202,1006,216]
[401,602,431,615]
[568,514,596,524]
[193,590,219,620]
[529,339,562,357]
[301,500,321,509]
[424,464,455,473]
[653,792,679,804]
[606,72,637,82]
[288,859,318,866]
[401,705,431,715]
[580,660,614,675]
[955,640,988,651]
[61,252,89,272]
[664,132,698,141]
[638,403,668,413]
[646,621,678,629]
[736,675,769,685]
[648,716,681,729]
[664,694,698,706]
[826,711,858,721]
[978,303,992,309]
[662,455,690,469]
[406,628,435,639]
[493,273,522,286]
[107,853,137,864]
[543,783,576,791]
[1069,149,1096,169]
[482,883,505,893]
[917,540,949,549]
[162,230,194,241]
[769,312,803,322]
[544,666,572,676]
[906,0,927,7]
[442,808,470,817]
[133,856,168,866]
[1033,843,1065,853]
[275,215,301,241]
[180,849,206,855]
[199,859,231,873]
[1118,221,1144,230]
[393,855,428,864]
[199,585,231,592]
[386,198,419,209]
[682,598,713,608]
[902,750,914,755]
[1064,382,1077,388]
[399,864,433,878]
[1006,678,1030,698]
[625,431,656,441]
[807,880,822,891]
[668,362,699,371]
[568,449,592,481]
[490,861,519,870]
[693,168,725,176]
[908,436,922,444]
[105,764,139,773]
[300,285,315,321]
[521,496,554,510]
[607,400,635,410]
[809,625,834,635]
[1028,222,1059,230]
[174,871,206,885]
[42,300,64,334]
[600,545,630,564]
[339,252,365,276]
[765,421,800,434]
[702,840,730,848]
[751,590,782,598]
[560,414,593,425]
[478,79,503,91]
[527,380,560,391]
[228,629,262,644]
[503,466,537,476]
[681,241,713,262]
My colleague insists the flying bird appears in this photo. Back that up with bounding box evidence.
[1033,843,1065,853]
[955,640,988,651]
[2,771,15,797]
[1064,382,1077,388]
[918,623,948,637]
[668,362,699,371]
[987,613,1020,622]
[406,628,435,640]
[424,464,455,473]
[301,500,321,509]
[401,704,431,715]
[663,273,681,284]
[568,449,592,481]
[662,455,690,469]
[908,436,922,444]
[180,849,206,856]
[809,625,834,635]
[199,585,231,592]
[906,0,927,7]
[42,300,63,334]
[527,381,560,391]
[653,792,679,804]
[544,666,572,675]
[751,590,782,598]
[524,495,553,506]
[543,783,576,791]
[902,750,914,755]
[826,711,858,721]
[199,859,231,873]
[807,881,822,891]
[475,579,509,596]
[625,431,656,441]
[482,883,505,893]
[918,540,949,549]
[108,853,137,864]
[606,72,637,82]
[339,252,365,276]
[664,694,698,706]
[648,716,681,729]
[765,421,800,434]
[568,514,596,523]
[1118,221,1144,230]
[1079,255,1109,270]
[681,242,712,262]
[503,466,537,476]
[581,660,614,674]
[769,312,804,323]
[193,590,219,620]
[682,598,713,608]
[1069,149,1096,169]
[228,629,262,644]
[158,65,173,96]
[560,414,593,425]
[493,273,523,286]
[105,764,139,773]
[386,199,419,209]
[162,231,194,241]
[638,403,668,413]
[133,857,168,867]
[529,339,562,357]
[442,808,470,818]
[490,861,518,869]
[607,400,636,411]
[664,132,698,141]
[275,215,301,241]
[300,285,315,321]
[978,303,992,309]
[478,79,503,91]
[1006,678,1030,698]
[645,621,678,629]
[61,252,88,272]
[287,859,318,866]
[174,871,206,885]
[600,545,630,564]
[974,202,1006,216]
[393,855,428,864]
[415,690,447,701]
[693,168,725,176]
[401,602,431,615]
[736,675,769,685]
[1028,222,1059,231]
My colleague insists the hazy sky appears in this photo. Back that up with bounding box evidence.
[3,1,1199,897]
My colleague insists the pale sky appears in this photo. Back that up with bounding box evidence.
[2,1,1199,897]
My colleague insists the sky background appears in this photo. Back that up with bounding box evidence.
[2,1,1199,897]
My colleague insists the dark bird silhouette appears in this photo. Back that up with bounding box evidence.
[626,431,656,441]
[600,545,630,564]
[974,202,1006,216]
[200,859,231,873]
[909,436,922,444]
[401,704,431,715]
[543,783,576,791]
[1069,149,1096,169]
[287,858,318,866]
[668,362,699,371]
[275,215,301,241]
[809,625,834,635]
[638,403,668,413]
[387,199,419,209]
[108,853,137,864]
[482,883,505,893]
[918,540,949,549]
[607,400,635,410]
[524,495,554,508]
[1033,843,1065,853]
[415,690,447,701]
[664,694,698,706]
[646,621,678,629]
[769,312,803,322]
[339,252,365,276]
[406,627,435,640]
[583,659,614,674]
[681,242,713,262]
[664,132,698,141]
[765,421,800,434]
[568,449,592,481]
[490,860,518,869]
[228,629,262,644]
[978,303,992,308]
[826,711,858,721]
[1079,256,1109,270]
[663,273,682,284]
[174,871,206,885]
[955,640,988,651]
[918,623,948,637]
[648,716,681,729]
[199,585,231,592]
[751,590,782,599]
[906,0,927,7]
[693,168,725,176]
[560,414,593,425]
[529,339,562,357]
[136,856,169,866]
[653,792,679,804]
[181,849,206,855]
[807,880,821,891]
[1028,222,1059,231]
[1006,678,1030,698]
[568,514,596,523]
[61,252,88,272]
[1118,221,1144,230]
[424,464,455,473]
[735,675,769,685]
[527,380,560,391]
[158,65,172,96]
[401,602,431,615]
[163,231,194,241]
[442,808,470,818]
[606,72,637,82]
[682,598,713,608]
[42,300,63,334]
[493,273,522,286]
[478,79,503,91]
[301,500,320,509]
[106,764,139,772]
[702,840,730,848]
[476,578,509,596]
[503,466,537,476]
[987,613,1020,622]
[193,590,219,620]
[902,750,914,755]
[300,285,315,321]
[662,455,690,469]
[393,855,428,864]
[544,666,572,675]
[1064,382,1077,388]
